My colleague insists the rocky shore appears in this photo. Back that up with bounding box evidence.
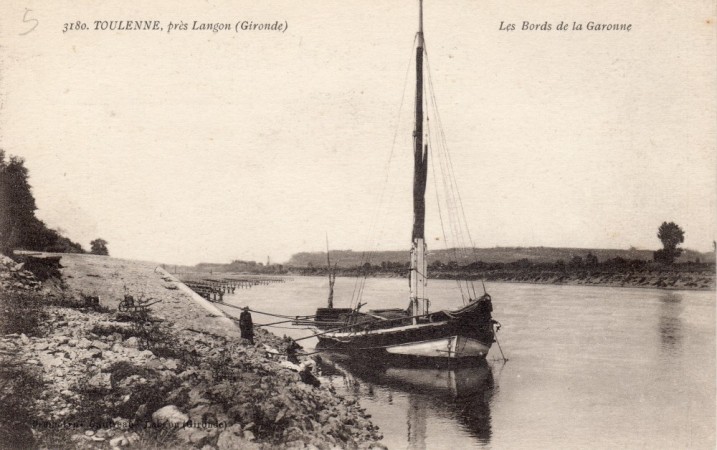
[0,253,383,449]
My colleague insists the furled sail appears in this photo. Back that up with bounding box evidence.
[411,7,427,242]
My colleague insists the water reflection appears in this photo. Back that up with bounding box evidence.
[317,355,494,446]
[407,395,427,450]
[658,292,684,354]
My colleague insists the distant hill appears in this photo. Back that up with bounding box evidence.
[287,247,715,267]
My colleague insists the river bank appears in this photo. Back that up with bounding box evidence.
[292,265,715,291]
[0,253,383,449]
[434,268,716,291]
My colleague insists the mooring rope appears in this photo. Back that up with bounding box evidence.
[252,319,296,327]
[218,303,315,320]
[263,325,314,330]
[492,321,508,362]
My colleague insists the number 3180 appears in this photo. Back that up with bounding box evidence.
[63,21,88,32]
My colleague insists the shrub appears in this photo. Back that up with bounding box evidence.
[0,290,48,336]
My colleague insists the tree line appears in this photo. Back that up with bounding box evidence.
[296,222,710,276]
[0,151,108,256]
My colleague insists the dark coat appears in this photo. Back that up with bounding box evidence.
[239,310,253,328]
[239,310,254,341]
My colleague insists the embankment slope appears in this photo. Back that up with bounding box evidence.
[0,253,383,449]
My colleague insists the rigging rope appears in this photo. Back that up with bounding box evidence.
[423,51,486,295]
[427,117,467,304]
[345,34,490,311]
[350,34,419,310]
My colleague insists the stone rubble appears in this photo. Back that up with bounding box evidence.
[1,253,385,449]
[0,254,42,291]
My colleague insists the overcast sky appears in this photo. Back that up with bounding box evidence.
[1,0,715,265]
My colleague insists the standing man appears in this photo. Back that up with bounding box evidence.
[239,306,254,344]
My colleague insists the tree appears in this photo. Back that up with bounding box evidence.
[90,239,109,256]
[654,222,685,264]
[0,151,36,253]
[0,151,85,254]
[585,252,599,267]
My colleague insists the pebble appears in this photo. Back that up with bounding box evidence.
[91,340,110,350]
[217,428,246,450]
[178,428,213,446]
[39,353,63,367]
[88,372,112,390]
[243,430,256,441]
[152,405,189,426]
[146,359,164,370]
[124,347,141,358]
[109,436,128,447]
[164,359,178,370]
[124,337,140,348]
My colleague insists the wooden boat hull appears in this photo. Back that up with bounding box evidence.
[384,335,490,358]
[315,300,494,361]
[317,332,492,360]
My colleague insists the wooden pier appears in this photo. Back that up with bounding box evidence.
[179,275,289,302]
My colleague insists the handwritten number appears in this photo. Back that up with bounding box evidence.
[20,8,39,36]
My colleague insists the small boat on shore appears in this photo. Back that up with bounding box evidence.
[299,0,500,363]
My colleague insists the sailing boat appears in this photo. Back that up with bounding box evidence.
[303,0,497,361]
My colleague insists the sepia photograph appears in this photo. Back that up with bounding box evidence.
[1,0,715,448]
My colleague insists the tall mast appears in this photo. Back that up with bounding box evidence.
[326,233,335,309]
[410,0,429,323]
[412,0,427,242]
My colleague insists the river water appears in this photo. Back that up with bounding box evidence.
[223,276,715,449]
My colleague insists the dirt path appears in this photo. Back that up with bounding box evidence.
[58,253,243,339]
